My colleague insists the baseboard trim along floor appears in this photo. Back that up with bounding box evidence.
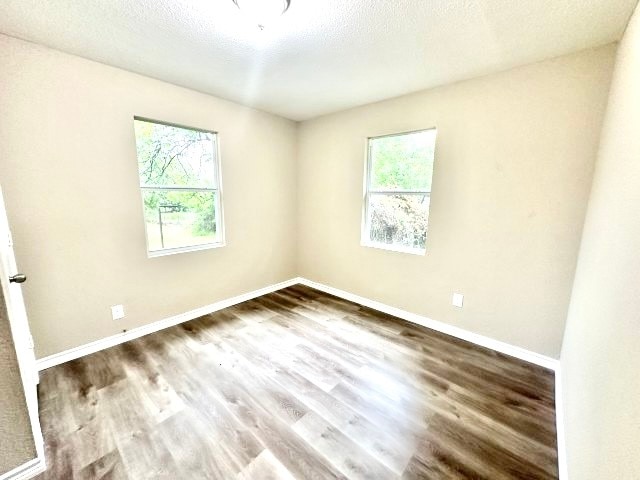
[0,458,45,480]
[554,367,569,480]
[296,277,565,480]
[297,277,559,371]
[34,275,566,479]
[37,276,559,372]
[35,278,300,371]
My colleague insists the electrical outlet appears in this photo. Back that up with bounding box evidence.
[452,293,464,308]
[111,304,125,320]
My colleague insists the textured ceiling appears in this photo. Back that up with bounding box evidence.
[0,0,636,120]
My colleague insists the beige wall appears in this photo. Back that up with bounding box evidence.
[561,3,640,478]
[296,46,616,358]
[0,35,298,358]
[0,33,621,364]
[0,285,35,475]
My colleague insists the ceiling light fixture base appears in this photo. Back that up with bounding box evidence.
[232,0,291,30]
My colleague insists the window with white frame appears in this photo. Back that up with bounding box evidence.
[362,129,437,254]
[133,117,224,256]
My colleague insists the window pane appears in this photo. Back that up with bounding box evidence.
[142,190,218,251]
[368,194,430,250]
[370,130,436,191]
[134,119,216,188]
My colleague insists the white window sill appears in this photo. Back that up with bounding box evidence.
[147,242,225,258]
[361,241,426,256]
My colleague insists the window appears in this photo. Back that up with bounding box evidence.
[133,117,224,256]
[362,129,437,254]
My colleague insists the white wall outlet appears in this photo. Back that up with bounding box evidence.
[111,304,125,320]
[452,293,464,308]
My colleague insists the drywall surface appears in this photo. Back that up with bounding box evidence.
[0,35,298,358]
[561,3,640,478]
[297,45,616,358]
[0,0,635,120]
[0,285,35,475]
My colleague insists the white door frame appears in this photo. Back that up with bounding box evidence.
[0,186,45,480]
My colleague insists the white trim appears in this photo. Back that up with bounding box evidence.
[0,458,45,480]
[38,275,560,373]
[147,241,225,258]
[360,241,426,256]
[36,278,299,371]
[298,278,565,477]
[34,274,564,479]
[297,277,559,371]
[134,116,226,259]
[0,186,45,480]
[555,366,568,480]
[361,128,438,255]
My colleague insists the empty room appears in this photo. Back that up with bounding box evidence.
[1,1,639,479]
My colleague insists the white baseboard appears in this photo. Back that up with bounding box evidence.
[0,458,45,480]
[38,275,559,372]
[34,275,564,478]
[297,277,559,371]
[555,367,568,480]
[297,277,566,476]
[36,278,300,371]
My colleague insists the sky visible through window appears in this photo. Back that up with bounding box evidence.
[366,129,436,252]
[134,119,221,253]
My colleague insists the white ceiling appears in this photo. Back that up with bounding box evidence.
[0,0,636,120]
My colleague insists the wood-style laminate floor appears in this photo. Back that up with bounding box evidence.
[35,285,558,479]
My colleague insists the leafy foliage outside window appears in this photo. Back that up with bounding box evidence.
[364,129,436,252]
[134,118,222,253]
